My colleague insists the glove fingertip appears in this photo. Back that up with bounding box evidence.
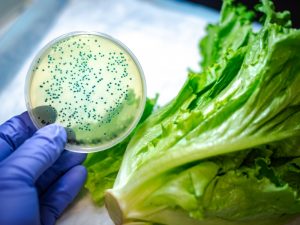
[73,165,88,183]
[63,165,87,197]
[55,165,87,196]
[37,124,67,146]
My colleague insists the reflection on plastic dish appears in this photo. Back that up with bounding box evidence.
[25,32,146,153]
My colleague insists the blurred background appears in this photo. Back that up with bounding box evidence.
[0,0,298,35]
[0,0,299,124]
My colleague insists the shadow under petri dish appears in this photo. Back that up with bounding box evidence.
[26,32,146,152]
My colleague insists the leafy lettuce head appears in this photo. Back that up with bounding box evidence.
[103,1,300,224]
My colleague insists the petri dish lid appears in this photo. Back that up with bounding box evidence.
[25,32,146,153]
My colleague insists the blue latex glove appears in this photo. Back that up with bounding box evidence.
[0,112,87,225]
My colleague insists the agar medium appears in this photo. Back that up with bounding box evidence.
[25,32,146,153]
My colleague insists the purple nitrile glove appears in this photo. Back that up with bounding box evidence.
[0,112,87,225]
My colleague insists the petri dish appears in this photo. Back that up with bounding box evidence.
[25,32,146,153]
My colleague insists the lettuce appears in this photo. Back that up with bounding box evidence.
[84,97,157,205]
[103,1,300,224]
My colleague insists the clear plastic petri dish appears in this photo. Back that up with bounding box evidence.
[25,31,146,153]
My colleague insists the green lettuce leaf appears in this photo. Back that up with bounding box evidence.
[84,97,157,205]
[105,1,300,225]
[199,0,254,70]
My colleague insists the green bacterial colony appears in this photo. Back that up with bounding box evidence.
[28,34,143,149]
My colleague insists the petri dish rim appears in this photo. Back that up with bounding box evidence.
[25,31,147,153]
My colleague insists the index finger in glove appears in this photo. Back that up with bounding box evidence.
[1,124,67,183]
[0,112,36,161]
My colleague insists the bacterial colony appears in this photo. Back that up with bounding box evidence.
[27,33,145,151]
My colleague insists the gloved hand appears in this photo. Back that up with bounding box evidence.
[0,112,87,225]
